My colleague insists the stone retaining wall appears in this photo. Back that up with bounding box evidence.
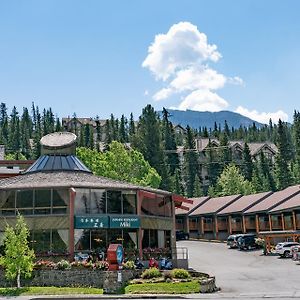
[0,269,140,291]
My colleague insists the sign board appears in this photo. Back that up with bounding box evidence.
[74,216,109,229]
[110,216,140,228]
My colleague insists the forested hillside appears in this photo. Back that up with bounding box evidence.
[1,102,300,198]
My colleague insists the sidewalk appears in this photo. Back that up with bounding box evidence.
[4,292,300,300]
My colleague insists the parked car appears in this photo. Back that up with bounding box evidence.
[176,230,189,240]
[227,234,243,248]
[275,242,300,258]
[237,234,258,250]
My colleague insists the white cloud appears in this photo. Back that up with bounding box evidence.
[177,89,229,112]
[142,22,221,81]
[235,106,289,124]
[143,21,244,112]
[228,76,244,86]
[144,90,149,96]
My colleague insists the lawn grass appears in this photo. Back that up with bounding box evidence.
[125,280,200,294]
[0,286,103,296]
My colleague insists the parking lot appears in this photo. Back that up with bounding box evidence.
[178,240,300,297]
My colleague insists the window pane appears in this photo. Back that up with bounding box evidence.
[35,189,51,207]
[74,189,90,214]
[123,193,136,214]
[16,190,33,208]
[1,191,15,208]
[141,197,166,217]
[107,191,122,214]
[52,207,67,214]
[33,230,51,253]
[35,208,51,215]
[90,189,106,214]
[52,230,68,253]
[107,229,123,244]
[75,229,90,251]
[91,229,107,252]
[53,189,68,207]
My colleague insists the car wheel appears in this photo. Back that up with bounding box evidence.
[185,235,189,240]
[247,245,251,251]
[284,251,290,258]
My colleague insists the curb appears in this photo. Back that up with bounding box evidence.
[189,238,226,244]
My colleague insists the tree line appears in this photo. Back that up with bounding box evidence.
[1,102,300,197]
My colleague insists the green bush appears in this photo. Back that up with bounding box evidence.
[122,260,135,270]
[171,268,190,279]
[141,267,161,279]
[56,259,71,270]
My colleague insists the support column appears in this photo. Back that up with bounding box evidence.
[69,188,76,261]
[255,215,259,234]
[200,216,204,238]
[268,215,272,231]
[242,216,246,233]
[185,215,190,234]
[281,213,285,231]
[137,191,143,259]
[214,216,219,240]
[228,216,232,234]
[292,211,297,230]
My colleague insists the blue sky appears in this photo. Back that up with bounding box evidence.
[0,0,299,123]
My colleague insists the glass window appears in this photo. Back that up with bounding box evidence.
[35,189,51,207]
[90,189,106,214]
[32,230,51,253]
[16,190,33,208]
[53,189,68,207]
[75,189,90,214]
[122,192,136,214]
[107,228,123,244]
[52,230,68,252]
[75,229,90,251]
[91,229,107,252]
[1,191,15,209]
[141,196,171,217]
[107,191,122,214]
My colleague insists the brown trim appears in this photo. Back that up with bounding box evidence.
[228,216,232,234]
[215,216,218,239]
[293,211,297,230]
[137,191,143,259]
[255,214,259,233]
[281,213,285,231]
[268,215,272,231]
[242,215,246,233]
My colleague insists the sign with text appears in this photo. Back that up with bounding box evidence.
[74,216,109,229]
[110,216,140,228]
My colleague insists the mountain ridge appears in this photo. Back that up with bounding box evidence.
[158,109,263,129]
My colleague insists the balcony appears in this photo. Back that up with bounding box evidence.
[176,223,184,231]
[284,216,294,230]
[231,221,243,232]
[244,217,256,230]
[189,221,198,231]
[271,220,282,230]
[217,220,228,231]
[204,223,214,231]
[259,221,270,231]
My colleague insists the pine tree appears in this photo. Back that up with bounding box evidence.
[193,174,204,197]
[128,112,135,138]
[0,102,9,144]
[259,152,276,191]
[55,117,61,132]
[174,169,184,195]
[274,119,292,190]
[161,108,179,175]
[119,114,127,143]
[20,107,32,158]
[183,125,198,197]
[242,142,254,181]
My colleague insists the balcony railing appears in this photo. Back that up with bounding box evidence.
[232,222,243,232]
[245,219,256,230]
[259,221,270,231]
[271,220,282,230]
[176,223,184,230]
[203,223,214,231]
[284,217,294,230]
[189,222,198,231]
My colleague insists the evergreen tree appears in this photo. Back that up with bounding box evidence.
[55,117,61,132]
[259,152,276,191]
[128,112,135,138]
[119,114,127,143]
[174,169,184,195]
[95,116,102,151]
[193,174,204,197]
[274,119,292,190]
[20,107,32,158]
[242,142,254,181]
[133,105,171,190]
[183,125,198,197]
[0,102,9,144]
[161,108,179,175]
[8,106,20,154]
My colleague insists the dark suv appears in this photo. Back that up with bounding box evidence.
[237,234,258,250]
[176,231,189,240]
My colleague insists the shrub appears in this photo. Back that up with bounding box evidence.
[94,261,109,270]
[34,260,56,269]
[141,268,161,279]
[122,260,135,270]
[171,268,190,279]
[56,259,71,270]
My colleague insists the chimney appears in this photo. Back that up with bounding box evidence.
[0,145,4,160]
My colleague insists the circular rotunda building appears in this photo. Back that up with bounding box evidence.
[0,132,188,261]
